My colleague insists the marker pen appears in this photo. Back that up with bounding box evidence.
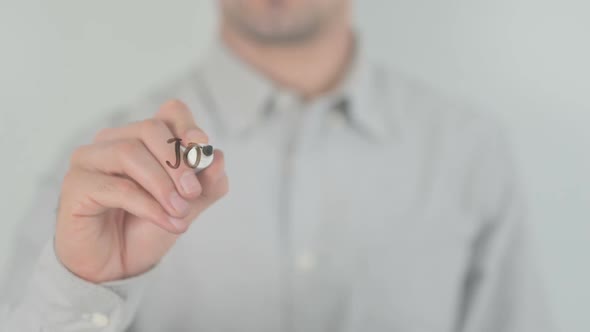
[179,143,215,173]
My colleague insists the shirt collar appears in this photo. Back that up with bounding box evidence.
[196,33,396,141]
[325,35,393,141]
[197,37,277,136]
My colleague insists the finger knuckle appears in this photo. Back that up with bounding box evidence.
[114,178,137,194]
[140,118,165,136]
[116,139,144,158]
[69,144,89,167]
[95,179,114,194]
[159,99,189,116]
[62,169,79,188]
[93,127,113,142]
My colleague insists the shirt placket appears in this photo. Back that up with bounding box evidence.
[273,91,318,332]
[275,95,332,332]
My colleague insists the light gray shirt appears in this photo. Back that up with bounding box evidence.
[0,37,552,332]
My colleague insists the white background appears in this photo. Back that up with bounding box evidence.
[0,1,588,331]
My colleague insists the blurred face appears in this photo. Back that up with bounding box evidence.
[219,0,348,44]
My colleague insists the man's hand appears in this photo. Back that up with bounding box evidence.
[55,100,228,283]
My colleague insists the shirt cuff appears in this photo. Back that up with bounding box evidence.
[22,238,156,331]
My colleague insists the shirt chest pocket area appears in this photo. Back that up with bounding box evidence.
[350,207,478,331]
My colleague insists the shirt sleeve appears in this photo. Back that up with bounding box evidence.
[1,238,155,332]
[456,116,555,332]
[0,108,155,332]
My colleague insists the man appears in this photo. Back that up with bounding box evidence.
[0,0,551,331]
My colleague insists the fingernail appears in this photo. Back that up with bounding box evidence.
[180,170,201,195]
[169,217,186,232]
[169,191,189,214]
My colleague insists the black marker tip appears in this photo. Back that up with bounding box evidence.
[202,145,214,156]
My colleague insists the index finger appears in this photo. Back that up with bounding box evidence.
[154,99,209,145]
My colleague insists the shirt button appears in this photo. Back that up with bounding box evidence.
[295,251,317,273]
[90,312,110,327]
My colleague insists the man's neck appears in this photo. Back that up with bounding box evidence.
[220,14,355,100]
